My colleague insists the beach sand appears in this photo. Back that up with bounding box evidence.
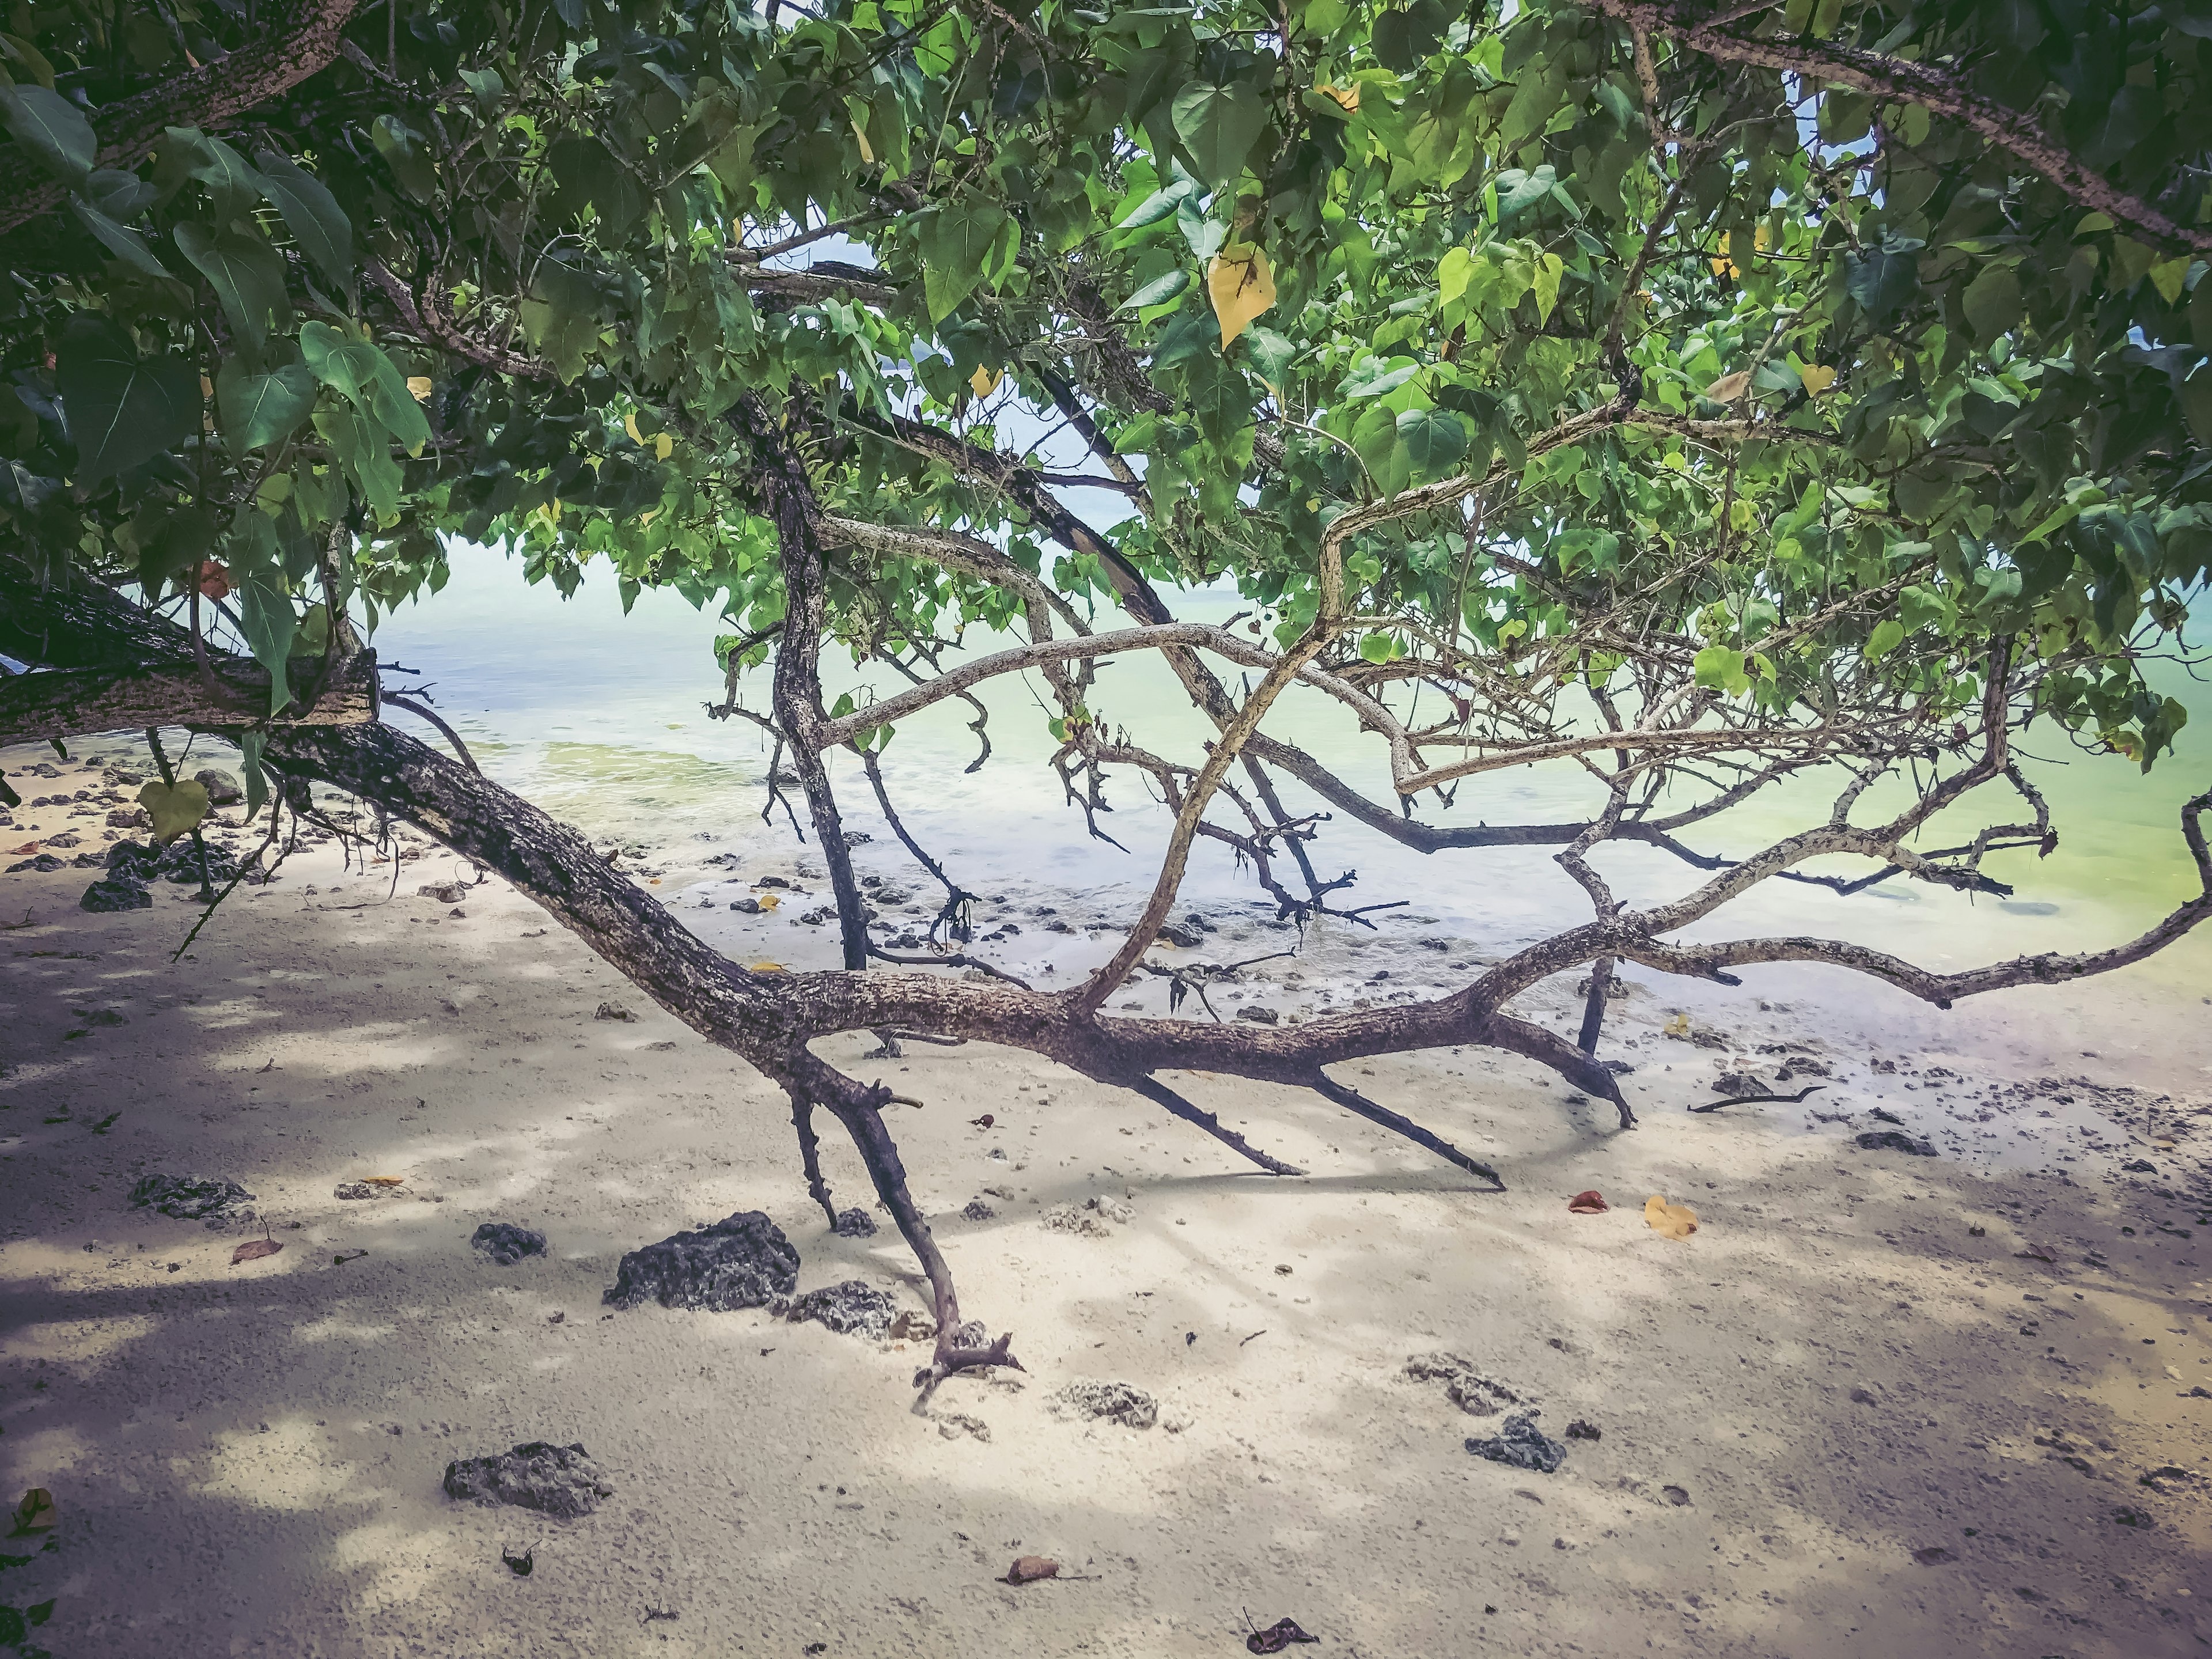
[1,741,2209,1657]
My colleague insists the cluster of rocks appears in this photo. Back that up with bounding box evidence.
[471,1222,547,1265]
[1041,1195,1132,1237]
[1050,1380,1158,1429]
[129,1173,256,1228]
[1405,1353,1571,1474]
[444,1442,612,1518]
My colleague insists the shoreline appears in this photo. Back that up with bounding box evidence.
[1,734,2209,1656]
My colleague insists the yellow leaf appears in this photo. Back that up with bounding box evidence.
[1753,222,1771,253]
[1703,369,1751,403]
[852,118,874,165]
[654,431,673,461]
[1663,1012,1690,1037]
[362,1176,405,1187]
[756,891,781,911]
[969,365,1001,398]
[748,961,788,974]
[623,410,645,445]
[1644,1194,1699,1240]
[1316,82,1359,112]
[199,374,214,399]
[406,374,433,402]
[1208,244,1275,352]
[1799,363,1837,395]
[137,779,210,846]
[12,1488,56,1533]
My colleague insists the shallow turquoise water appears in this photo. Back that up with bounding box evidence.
[375,548,2210,992]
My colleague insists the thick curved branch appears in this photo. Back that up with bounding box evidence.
[1599,0,2212,256]
[0,0,366,235]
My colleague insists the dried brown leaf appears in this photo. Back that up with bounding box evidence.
[231,1238,283,1266]
[1005,1555,1059,1585]
[1566,1190,1609,1214]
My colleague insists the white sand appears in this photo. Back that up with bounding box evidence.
[2,747,2209,1657]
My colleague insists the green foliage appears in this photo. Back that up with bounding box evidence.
[0,0,2202,773]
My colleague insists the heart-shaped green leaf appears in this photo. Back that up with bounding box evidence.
[1170,82,1268,190]
[138,779,210,844]
[56,315,200,482]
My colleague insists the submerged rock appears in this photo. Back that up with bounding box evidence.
[130,1173,255,1221]
[1051,1380,1158,1429]
[1465,1410,1568,1474]
[442,1441,611,1518]
[603,1210,799,1311]
[782,1278,899,1339]
[472,1222,548,1265]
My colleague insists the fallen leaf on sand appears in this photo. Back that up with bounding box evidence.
[6,842,38,855]
[756,892,781,911]
[1567,1190,1609,1214]
[747,961,787,974]
[1645,1195,1698,1240]
[12,1488,56,1533]
[1005,1555,1059,1585]
[1662,1013,1691,1038]
[1912,1546,1957,1565]
[971,1114,995,1128]
[2014,1242,2059,1264]
[361,1176,405,1187]
[332,1250,368,1266]
[231,1238,283,1265]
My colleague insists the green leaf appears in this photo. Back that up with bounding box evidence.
[159,127,265,219]
[1493,165,1558,220]
[217,357,316,453]
[1118,268,1191,311]
[69,196,171,280]
[1529,250,1565,324]
[1395,407,1468,478]
[917,200,1008,322]
[1169,83,1269,189]
[1693,645,1749,695]
[1240,324,1298,392]
[237,729,271,818]
[516,262,601,382]
[0,82,94,181]
[1846,243,1921,323]
[545,135,645,235]
[55,314,199,482]
[1865,618,1906,661]
[1961,264,2023,345]
[1116,179,1198,230]
[174,221,290,349]
[299,322,431,453]
[255,149,354,299]
[318,400,403,520]
[84,166,156,221]
[371,115,437,201]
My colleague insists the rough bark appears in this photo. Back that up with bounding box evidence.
[0,653,378,747]
[0,0,367,236]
